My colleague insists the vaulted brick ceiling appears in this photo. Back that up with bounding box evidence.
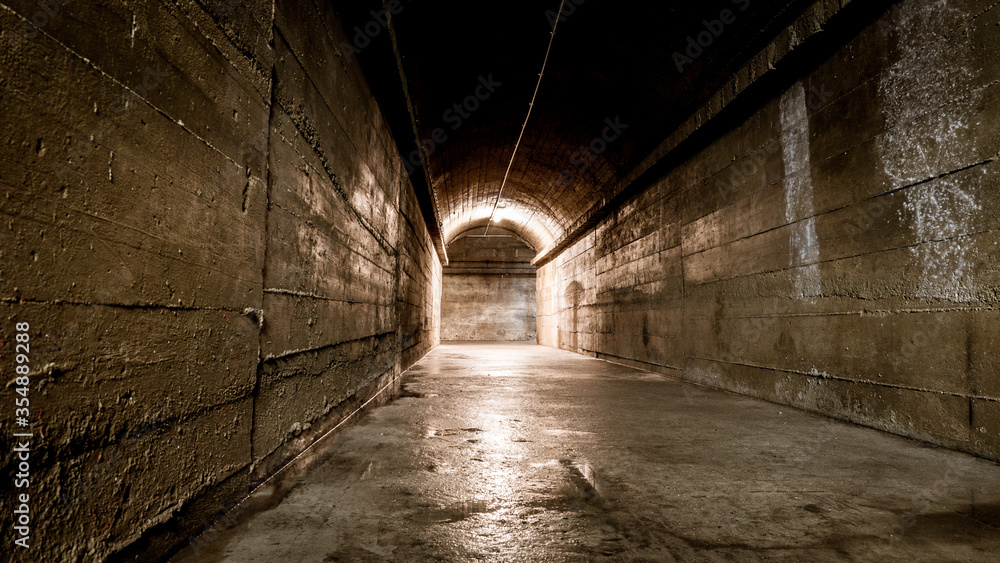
[337,0,817,256]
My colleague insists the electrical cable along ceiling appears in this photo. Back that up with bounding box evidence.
[336,0,831,259]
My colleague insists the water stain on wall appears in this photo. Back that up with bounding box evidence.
[878,0,982,302]
[780,81,822,301]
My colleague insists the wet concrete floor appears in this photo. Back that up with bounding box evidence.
[172,344,1000,562]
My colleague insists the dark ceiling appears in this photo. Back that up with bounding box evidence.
[333,0,860,256]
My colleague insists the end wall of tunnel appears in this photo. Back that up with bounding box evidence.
[538,0,1000,462]
[441,230,537,341]
[0,0,441,560]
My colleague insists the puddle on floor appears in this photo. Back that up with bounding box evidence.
[411,500,494,523]
[559,459,605,504]
[398,386,439,399]
[425,427,483,438]
[547,429,595,437]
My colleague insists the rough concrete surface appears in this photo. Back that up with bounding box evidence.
[442,275,537,342]
[2,0,997,559]
[443,233,537,341]
[539,0,1000,462]
[0,0,440,559]
[172,344,1000,562]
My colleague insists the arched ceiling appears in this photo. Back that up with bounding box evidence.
[448,226,537,264]
[335,0,826,259]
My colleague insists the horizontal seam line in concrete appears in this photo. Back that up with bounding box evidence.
[191,346,439,549]
[271,25,396,216]
[268,132,399,263]
[599,232,667,260]
[594,352,683,373]
[269,106,397,261]
[0,205,261,285]
[174,0,271,99]
[272,29,408,260]
[263,331,397,362]
[302,1,391,150]
[262,288,366,304]
[810,81,1000,172]
[685,17,1000,198]
[669,86,1000,249]
[691,229,998,288]
[0,296,260,313]
[687,355,999,401]
[868,157,996,200]
[972,1,1000,20]
[681,101,998,235]
[692,306,999,318]
[532,0,864,266]
[681,157,994,260]
[683,226,1000,288]
[34,393,254,457]
[268,197,397,277]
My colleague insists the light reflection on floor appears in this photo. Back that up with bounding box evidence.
[172,343,1000,562]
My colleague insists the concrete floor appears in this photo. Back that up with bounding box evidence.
[172,344,1000,562]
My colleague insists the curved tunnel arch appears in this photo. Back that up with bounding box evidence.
[441,197,563,257]
[448,225,539,253]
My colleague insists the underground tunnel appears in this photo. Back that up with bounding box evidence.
[1,0,999,560]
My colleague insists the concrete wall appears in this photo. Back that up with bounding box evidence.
[442,275,536,341]
[442,233,536,341]
[539,0,1000,462]
[0,0,440,560]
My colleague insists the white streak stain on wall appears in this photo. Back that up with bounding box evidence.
[878,0,982,302]
[780,82,822,300]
